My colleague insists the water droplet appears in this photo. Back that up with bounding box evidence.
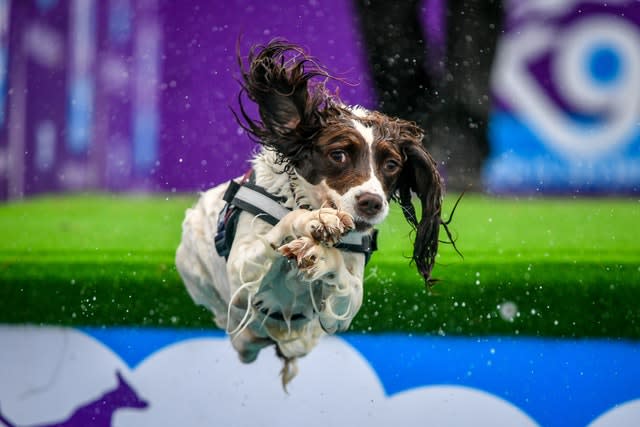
[498,301,518,322]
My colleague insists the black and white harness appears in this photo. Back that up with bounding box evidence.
[214,171,378,263]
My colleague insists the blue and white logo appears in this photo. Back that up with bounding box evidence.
[486,2,640,193]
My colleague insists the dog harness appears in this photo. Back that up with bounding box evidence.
[214,171,378,263]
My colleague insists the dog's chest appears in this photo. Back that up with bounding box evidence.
[253,256,324,323]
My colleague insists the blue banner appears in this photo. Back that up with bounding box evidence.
[1,325,638,426]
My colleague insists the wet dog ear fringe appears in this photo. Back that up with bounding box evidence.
[232,39,341,170]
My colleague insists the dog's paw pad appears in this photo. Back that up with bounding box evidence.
[335,211,355,232]
[277,236,313,259]
[296,246,326,277]
[297,253,318,269]
[308,220,337,244]
[277,237,327,274]
[305,209,354,245]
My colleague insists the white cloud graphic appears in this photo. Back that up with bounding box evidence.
[0,326,540,427]
[116,337,540,427]
[588,399,640,427]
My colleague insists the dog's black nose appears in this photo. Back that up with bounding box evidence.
[356,193,383,217]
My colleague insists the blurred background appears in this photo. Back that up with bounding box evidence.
[1,0,638,200]
[1,2,640,425]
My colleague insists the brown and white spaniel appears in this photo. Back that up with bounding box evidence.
[176,40,448,389]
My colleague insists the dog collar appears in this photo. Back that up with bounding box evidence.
[214,171,378,263]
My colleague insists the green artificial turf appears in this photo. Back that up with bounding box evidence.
[0,193,639,338]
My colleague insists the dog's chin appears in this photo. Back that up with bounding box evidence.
[354,220,374,232]
[352,211,388,232]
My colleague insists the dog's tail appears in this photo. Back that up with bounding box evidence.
[279,357,298,393]
[275,346,298,393]
[0,403,17,427]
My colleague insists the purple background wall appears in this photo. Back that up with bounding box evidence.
[2,0,638,199]
[0,0,378,199]
[156,0,376,193]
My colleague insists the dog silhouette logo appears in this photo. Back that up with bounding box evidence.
[0,371,148,427]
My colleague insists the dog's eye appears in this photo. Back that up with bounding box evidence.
[383,159,401,173]
[329,150,348,164]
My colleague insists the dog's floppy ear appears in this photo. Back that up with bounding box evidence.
[395,125,445,286]
[236,40,331,164]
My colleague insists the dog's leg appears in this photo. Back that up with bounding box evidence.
[225,207,353,306]
[267,207,355,251]
[226,208,354,293]
[227,206,348,283]
[224,208,355,371]
[274,209,365,335]
[232,328,274,363]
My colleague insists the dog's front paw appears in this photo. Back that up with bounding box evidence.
[278,236,315,267]
[277,236,329,278]
[299,208,354,246]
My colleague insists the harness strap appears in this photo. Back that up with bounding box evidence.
[214,174,378,263]
[336,228,378,255]
[222,180,289,226]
